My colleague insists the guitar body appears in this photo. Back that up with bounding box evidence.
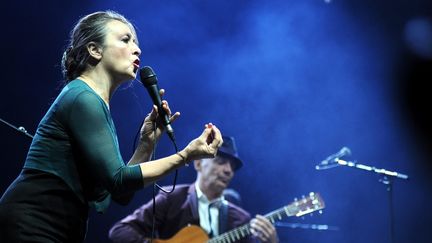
[150,225,209,243]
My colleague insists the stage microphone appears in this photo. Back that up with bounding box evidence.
[315,147,351,170]
[139,66,175,142]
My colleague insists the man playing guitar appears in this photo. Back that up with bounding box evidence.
[109,136,278,243]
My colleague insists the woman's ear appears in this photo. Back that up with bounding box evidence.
[86,42,103,60]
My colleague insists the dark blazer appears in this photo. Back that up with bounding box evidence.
[109,184,254,243]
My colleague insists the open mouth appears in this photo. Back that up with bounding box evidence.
[133,59,140,68]
[132,59,140,73]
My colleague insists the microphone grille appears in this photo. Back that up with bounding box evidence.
[139,66,157,87]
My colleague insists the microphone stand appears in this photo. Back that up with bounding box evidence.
[0,117,34,139]
[335,159,408,180]
[334,158,408,243]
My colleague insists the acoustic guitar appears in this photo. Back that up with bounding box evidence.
[149,192,325,243]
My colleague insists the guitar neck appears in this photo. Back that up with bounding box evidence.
[208,204,299,243]
[208,193,325,243]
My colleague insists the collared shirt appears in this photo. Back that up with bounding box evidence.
[195,183,225,237]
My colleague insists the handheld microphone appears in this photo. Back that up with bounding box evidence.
[315,147,351,170]
[139,66,175,142]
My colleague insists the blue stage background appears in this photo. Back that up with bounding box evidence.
[1,1,432,242]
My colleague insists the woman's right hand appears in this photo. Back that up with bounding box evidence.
[179,123,223,162]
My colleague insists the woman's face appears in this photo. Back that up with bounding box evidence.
[99,20,141,82]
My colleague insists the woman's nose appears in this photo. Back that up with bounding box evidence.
[133,43,141,56]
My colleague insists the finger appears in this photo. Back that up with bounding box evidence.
[213,125,223,147]
[203,123,216,146]
[209,125,223,148]
[250,227,258,238]
[148,105,158,121]
[169,112,181,123]
[253,216,277,243]
[250,220,269,242]
[256,214,268,222]
[256,215,274,230]
[200,124,213,138]
[200,125,214,145]
[161,100,172,116]
[254,227,270,242]
[252,216,272,238]
[254,217,265,233]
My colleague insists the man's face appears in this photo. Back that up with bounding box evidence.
[196,155,235,195]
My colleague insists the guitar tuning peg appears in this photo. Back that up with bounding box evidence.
[293,197,299,206]
[309,192,315,198]
[319,210,323,214]
[302,195,307,203]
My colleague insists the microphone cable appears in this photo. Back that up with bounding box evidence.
[132,120,181,194]
[132,120,183,242]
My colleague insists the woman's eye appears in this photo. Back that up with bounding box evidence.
[122,37,130,43]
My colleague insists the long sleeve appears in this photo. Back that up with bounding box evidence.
[66,91,143,200]
[23,80,144,212]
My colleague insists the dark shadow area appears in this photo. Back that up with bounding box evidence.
[395,51,432,173]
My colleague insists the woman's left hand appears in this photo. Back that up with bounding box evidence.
[140,89,180,145]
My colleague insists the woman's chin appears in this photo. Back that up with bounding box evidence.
[117,72,137,83]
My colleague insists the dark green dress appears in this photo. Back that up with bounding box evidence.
[0,79,144,242]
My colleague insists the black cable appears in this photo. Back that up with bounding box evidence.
[132,121,182,242]
[151,183,156,243]
[132,121,180,193]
